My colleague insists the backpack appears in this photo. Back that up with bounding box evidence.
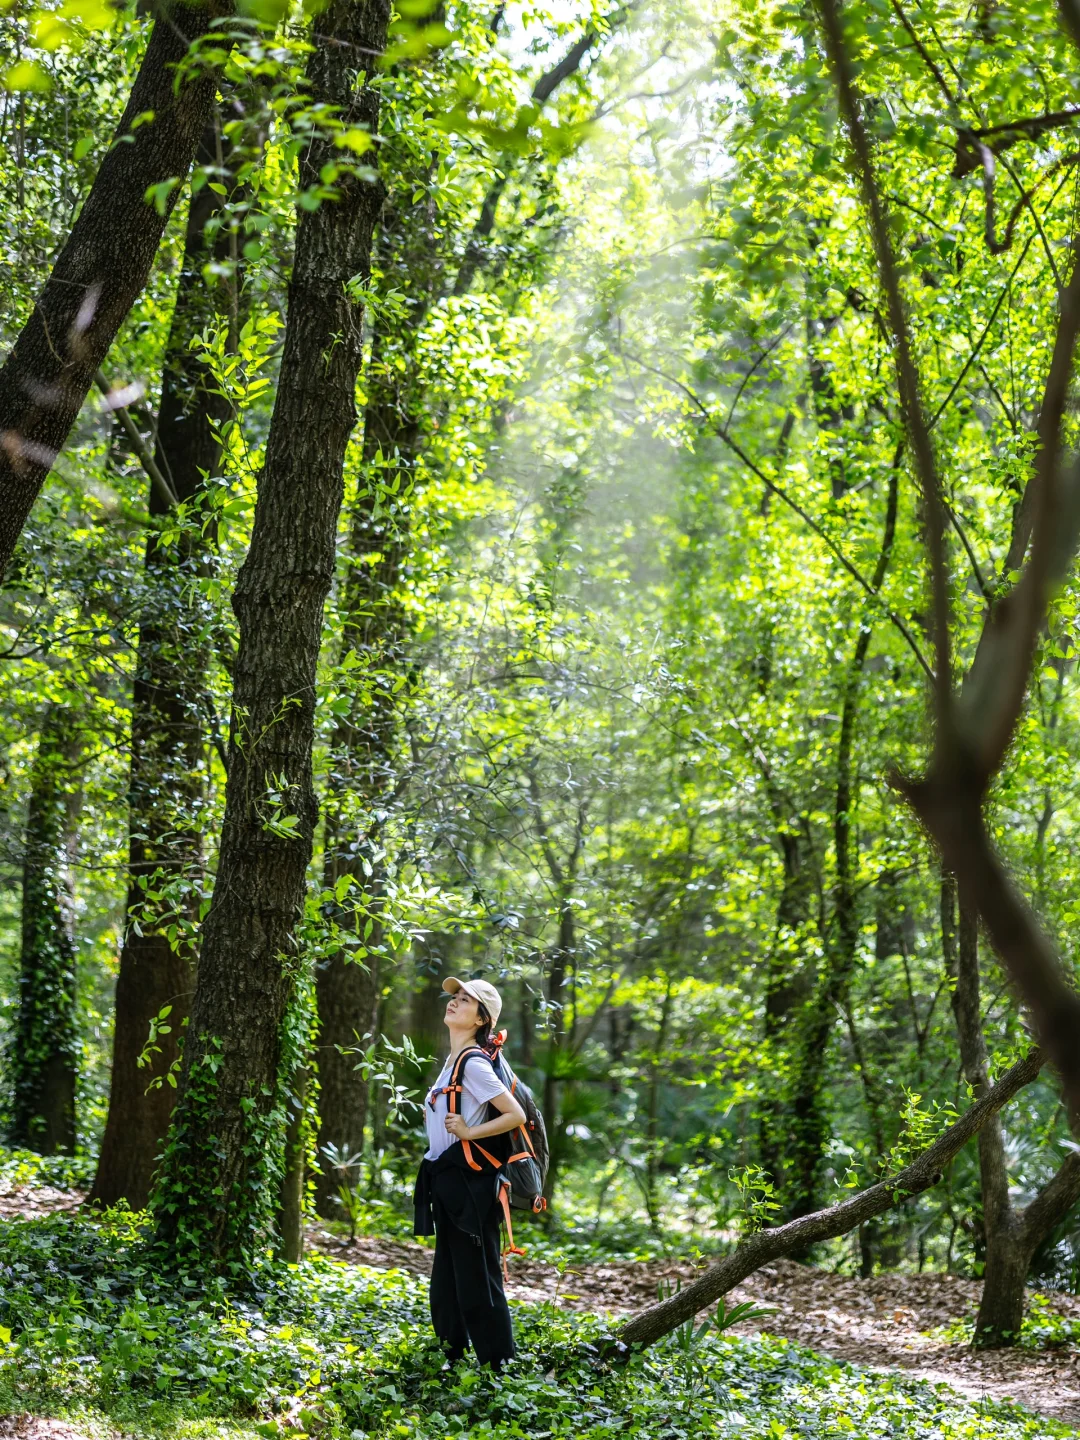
[488,1038,549,1211]
[433,1034,548,1269]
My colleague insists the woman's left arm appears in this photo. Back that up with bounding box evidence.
[445,1089,525,1141]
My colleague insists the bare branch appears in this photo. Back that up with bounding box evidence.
[526,768,566,888]
[621,345,934,679]
[95,370,178,510]
[928,230,1036,431]
[816,0,953,736]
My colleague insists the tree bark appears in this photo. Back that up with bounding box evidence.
[619,1047,1043,1348]
[152,0,390,1267]
[90,121,241,1211]
[279,1061,309,1262]
[313,302,427,1214]
[945,885,1080,1346]
[9,705,83,1154]
[0,0,234,580]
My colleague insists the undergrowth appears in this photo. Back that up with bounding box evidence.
[1,1211,1074,1440]
[938,1293,1080,1352]
[0,1144,96,1192]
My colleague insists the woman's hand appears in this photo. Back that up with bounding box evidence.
[444,1114,472,1140]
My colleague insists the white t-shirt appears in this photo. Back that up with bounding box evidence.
[424,1050,509,1161]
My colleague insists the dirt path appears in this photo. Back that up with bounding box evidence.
[309,1228,1080,1424]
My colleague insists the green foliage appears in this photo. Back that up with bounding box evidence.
[0,1213,1072,1440]
[885,1091,962,1176]
[729,1165,782,1236]
[0,1145,95,1192]
[941,1294,1080,1353]
[656,1277,776,1355]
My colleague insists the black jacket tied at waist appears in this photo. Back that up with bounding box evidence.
[413,1137,509,1239]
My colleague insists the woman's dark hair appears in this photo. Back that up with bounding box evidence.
[474,1002,493,1052]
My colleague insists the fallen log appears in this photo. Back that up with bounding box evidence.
[619,1048,1044,1347]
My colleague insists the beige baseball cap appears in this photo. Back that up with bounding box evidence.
[442,976,502,1027]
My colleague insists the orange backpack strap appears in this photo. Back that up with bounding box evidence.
[444,1047,501,1173]
[496,1176,526,1281]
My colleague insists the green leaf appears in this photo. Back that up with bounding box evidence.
[4,60,52,92]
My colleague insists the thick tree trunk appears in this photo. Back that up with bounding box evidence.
[312,188,438,1214]
[90,122,240,1211]
[152,0,390,1267]
[9,706,82,1154]
[0,0,234,580]
[977,1218,1034,1345]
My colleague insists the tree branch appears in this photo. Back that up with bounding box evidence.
[619,1048,1044,1346]
[95,370,178,510]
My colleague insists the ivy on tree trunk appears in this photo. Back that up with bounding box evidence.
[152,0,391,1270]
[9,704,82,1155]
[90,119,244,1211]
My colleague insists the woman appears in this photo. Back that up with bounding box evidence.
[413,976,526,1368]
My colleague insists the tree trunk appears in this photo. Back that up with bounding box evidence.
[758,825,815,1185]
[409,935,454,1076]
[977,1217,1033,1345]
[541,892,574,1205]
[279,1061,309,1262]
[944,882,1080,1346]
[152,0,390,1268]
[0,0,234,580]
[90,120,241,1211]
[9,705,83,1154]
[643,977,673,1228]
[762,830,815,1037]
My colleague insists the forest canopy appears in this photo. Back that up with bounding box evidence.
[4,0,1080,1431]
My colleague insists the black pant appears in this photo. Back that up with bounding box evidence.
[430,1205,515,1367]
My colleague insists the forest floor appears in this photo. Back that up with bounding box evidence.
[308,1227,1080,1424]
[5,1179,1080,1428]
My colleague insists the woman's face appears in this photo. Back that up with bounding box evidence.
[444,990,482,1032]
